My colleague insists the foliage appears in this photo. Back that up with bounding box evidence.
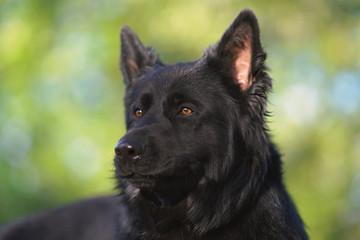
[0,0,359,239]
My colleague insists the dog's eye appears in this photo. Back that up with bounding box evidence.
[134,109,143,118]
[180,107,193,116]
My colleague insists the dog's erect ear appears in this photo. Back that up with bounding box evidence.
[120,26,159,87]
[210,9,266,91]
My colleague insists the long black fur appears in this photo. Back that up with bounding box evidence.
[0,9,308,240]
[115,9,308,240]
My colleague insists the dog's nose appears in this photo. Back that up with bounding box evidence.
[115,138,144,161]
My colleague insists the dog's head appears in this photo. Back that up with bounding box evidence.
[114,9,271,208]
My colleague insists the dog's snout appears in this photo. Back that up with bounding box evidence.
[115,138,144,162]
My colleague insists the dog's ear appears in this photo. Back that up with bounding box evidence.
[209,9,268,92]
[120,26,159,87]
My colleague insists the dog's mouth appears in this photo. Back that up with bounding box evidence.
[119,171,202,206]
[120,172,160,188]
[115,154,206,206]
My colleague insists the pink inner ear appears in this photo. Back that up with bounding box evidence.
[234,41,252,91]
[126,59,140,79]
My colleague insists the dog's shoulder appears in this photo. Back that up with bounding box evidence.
[0,196,122,240]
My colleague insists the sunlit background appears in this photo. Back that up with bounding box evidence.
[1,0,360,239]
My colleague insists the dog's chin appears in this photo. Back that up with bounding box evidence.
[125,174,161,192]
[121,173,199,206]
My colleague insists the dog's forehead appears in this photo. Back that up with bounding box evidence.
[150,63,197,84]
[137,62,210,96]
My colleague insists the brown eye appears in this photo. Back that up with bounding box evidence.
[135,109,143,118]
[180,107,193,115]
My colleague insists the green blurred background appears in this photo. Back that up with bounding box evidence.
[0,0,359,239]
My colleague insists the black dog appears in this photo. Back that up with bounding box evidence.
[0,9,308,240]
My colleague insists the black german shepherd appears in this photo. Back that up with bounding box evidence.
[0,9,308,240]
